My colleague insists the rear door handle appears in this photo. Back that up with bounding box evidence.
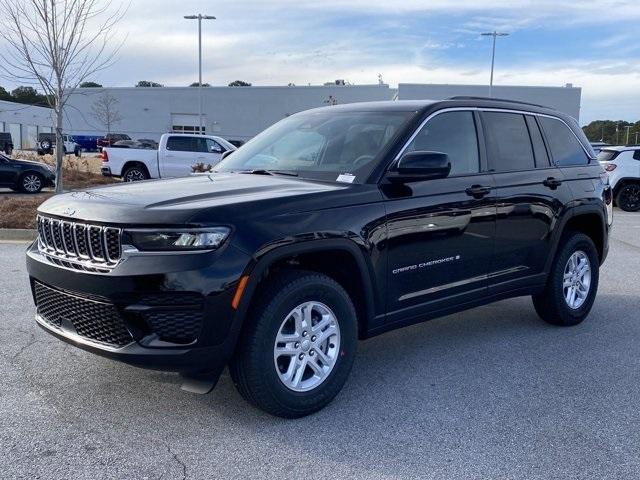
[543,177,563,189]
[465,185,492,198]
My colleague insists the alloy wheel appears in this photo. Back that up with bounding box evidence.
[619,184,640,211]
[563,250,591,309]
[273,301,341,392]
[124,169,145,182]
[22,174,42,193]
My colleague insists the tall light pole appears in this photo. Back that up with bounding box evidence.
[624,125,632,145]
[481,31,509,97]
[184,14,216,135]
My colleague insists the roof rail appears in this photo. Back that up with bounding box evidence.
[446,96,552,109]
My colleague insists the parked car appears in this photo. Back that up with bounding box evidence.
[0,132,14,155]
[101,133,236,181]
[96,133,131,151]
[27,98,611,418]
[598,146,640,211]
[72,135,102,152]
[37,133,81,157]
[0,152,55,193]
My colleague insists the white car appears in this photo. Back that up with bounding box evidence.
[37,134,82,157]
[598,146,640,211]
[101,133,236,182]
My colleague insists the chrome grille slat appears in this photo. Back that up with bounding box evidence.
[36,215,122,271]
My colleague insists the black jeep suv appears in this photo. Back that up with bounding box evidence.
[26,98,612,417]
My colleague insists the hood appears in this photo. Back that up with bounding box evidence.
[37,173,347,225]
[13,158,53,169]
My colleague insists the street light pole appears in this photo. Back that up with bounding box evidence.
[481,31,509,97]
[625,125,632,145]
[184,14,216,135]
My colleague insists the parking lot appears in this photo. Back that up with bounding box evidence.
[1,211,639,479]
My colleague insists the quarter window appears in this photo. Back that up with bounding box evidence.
[538,116,589,166]
[483,112,535,172]
[633,150,640,161]
[405,111,480,176]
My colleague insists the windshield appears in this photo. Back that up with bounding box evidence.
[215,110,413,183]
[597,150,619,162]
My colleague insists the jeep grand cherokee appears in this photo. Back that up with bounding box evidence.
[26,98,612,418]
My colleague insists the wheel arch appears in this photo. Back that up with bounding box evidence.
[122,161,150,178]
[612,177,640,198]
[546,206,607,271]
[234,239,378,340]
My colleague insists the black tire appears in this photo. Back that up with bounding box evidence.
[122,164,149,182]
[532,232,599,326]
[40,140,51,151]
[74,147,81,157]
[616,183,640,212]
[19,172,44,194]
[229,270,358,418]
[5,147,13,156]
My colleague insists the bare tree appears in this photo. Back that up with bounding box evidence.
[0,0,124,193]
[91,92,122,137]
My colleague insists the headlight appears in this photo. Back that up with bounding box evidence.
[125,227,230,251]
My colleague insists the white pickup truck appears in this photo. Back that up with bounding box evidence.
[101,133,236,181]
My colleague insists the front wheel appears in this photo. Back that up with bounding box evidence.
[533,232,599,326]
[230,270,357,418]
[616,183,640,212]
[20,173,44,193]
[74,147,81,157]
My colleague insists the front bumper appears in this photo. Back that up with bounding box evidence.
[26,241,251,375]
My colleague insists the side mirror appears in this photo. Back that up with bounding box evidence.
[210,145,223,154]
[387,151,450,183]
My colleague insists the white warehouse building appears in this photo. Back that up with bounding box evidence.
[0,100,53,150]
[61,83,582,145]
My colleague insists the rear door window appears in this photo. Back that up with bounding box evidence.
[538,117,589,166]
[166,136,197,152]
[633,150,640,161]
[482,112,535,172]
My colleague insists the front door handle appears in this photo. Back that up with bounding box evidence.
[543,177,563,189]
[465,185,492,198]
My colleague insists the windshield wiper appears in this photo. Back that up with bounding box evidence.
[240,169,299,177]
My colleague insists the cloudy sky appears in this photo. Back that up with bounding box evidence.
[7,0,640,124]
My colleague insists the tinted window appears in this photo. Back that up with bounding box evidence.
[633,150,640,161]
[483,112,535,172]
[166,136,197,152]
[525,116,550,167]
[538,117,588,166]
[406,111,479,175]
[597,150,620,162]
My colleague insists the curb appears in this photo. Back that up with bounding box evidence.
[0,228,37,242]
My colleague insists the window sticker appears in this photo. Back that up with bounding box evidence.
[336,173,355,183]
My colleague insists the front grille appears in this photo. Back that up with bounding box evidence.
[34,282,133,348]
[37,215,121,271]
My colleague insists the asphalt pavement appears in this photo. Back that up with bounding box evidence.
[1,211,640,479]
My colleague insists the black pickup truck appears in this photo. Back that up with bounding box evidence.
[26,98,612,417]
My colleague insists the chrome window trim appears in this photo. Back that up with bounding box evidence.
[393,107,595,167]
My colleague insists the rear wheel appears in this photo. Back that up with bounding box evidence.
[122,165,149,182]
[20,172,44,193]
[616,183,640,212]
[229,270,357,418]
[74,147,81,157]
[533,232,599,326]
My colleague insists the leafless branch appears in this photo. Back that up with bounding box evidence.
[0,0,126,192]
